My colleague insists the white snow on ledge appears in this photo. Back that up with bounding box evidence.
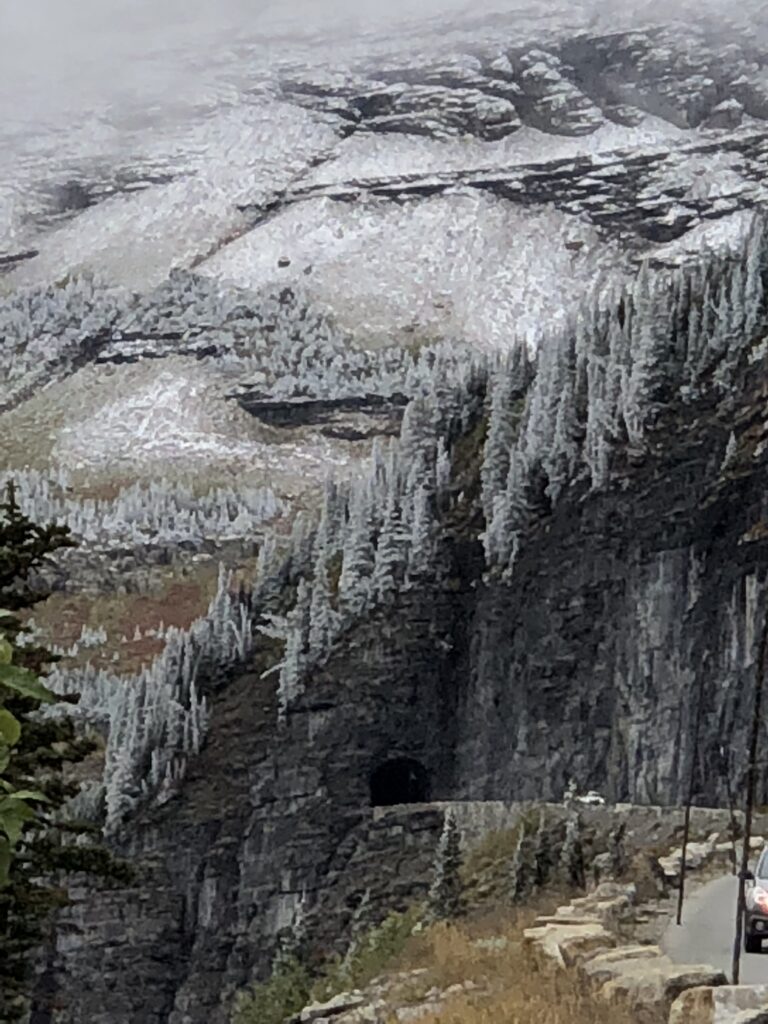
[4,103,339,292]
[200,191,625,350]
[53,365,259,469]
[302,117,691,188]
[44,357,358,492]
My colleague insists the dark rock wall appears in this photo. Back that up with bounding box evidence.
[454,373,768,808]
[33,368,768,1023]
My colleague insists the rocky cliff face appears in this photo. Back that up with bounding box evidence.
[31,342,768,1024]
[12,6,768,1024]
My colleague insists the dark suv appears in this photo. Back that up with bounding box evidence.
[744,848,768,952]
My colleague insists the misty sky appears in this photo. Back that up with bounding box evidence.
[0,0,762,138]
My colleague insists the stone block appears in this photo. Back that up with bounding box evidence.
[300,991,368,1022]
[581,945,667,984]
[601,963,727,1022]
[669,985,768,1024]
[523,920,616,967]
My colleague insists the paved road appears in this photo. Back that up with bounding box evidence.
[662,875,768,985]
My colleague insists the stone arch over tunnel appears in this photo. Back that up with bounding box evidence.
[369,757,430,807]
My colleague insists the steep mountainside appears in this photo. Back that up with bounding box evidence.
[5,3,768,1023]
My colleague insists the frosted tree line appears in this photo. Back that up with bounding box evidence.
[43,562,270,834]
[0,267,474,409]
[261,355,486,718]
[14,216,768,836]
[480,213,768,578]
[0,468,282,549]
[0,273,129,386]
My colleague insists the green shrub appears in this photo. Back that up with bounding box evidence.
[312,906,422,1003]
[232,954,311,1024]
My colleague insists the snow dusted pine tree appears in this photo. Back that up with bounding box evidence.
[372,488,407,605]
[276,578,311,718]
[338,487,375,621]
[744,215,767,340]
[625,260,667,445]
[309,545,338,664]
[560,812,586,890]
[721,431,738,472]
[545,373,581,503]
[484,448,529,575]
[407,485,434,583]
[427,809,464,922]
[480,368,519,521]
[434,437,451,508]
[399,396,437,470]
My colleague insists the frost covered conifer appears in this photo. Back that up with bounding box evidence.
[560,812,586,890]
[309,549,338,663]
[484,448,529,573]
[277,578,311,717]
[744,215,767,339]
[407,485,434,583]
[510,815,537,902]
[372,489,407,605]
[399,397,436,469]
[434,437,451,504]
[480,369,519,520]
[722,431,738,472]
[338,489,374,620]
[427,809,464,922]
[545,375,581,503]
[625,261,668,443]
[533,811,553,890]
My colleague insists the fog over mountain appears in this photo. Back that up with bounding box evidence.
[2,0,767,131]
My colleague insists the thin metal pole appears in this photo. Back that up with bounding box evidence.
[677,665,706,925]
[722,746,740,876]
[732,600,768,984]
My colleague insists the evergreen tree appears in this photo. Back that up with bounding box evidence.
[533,810,554,890]
[338,489,374,621]
[722,431,738,472]
[0,481,125,1021]
[560,812,586,890]
[277,579,311,717]
[545,376,581,503]
[427,809,463,922]
[510,814,537,902]
[481,369,518,520]
[625,261,669,443]
[372,488,407,606]
[608,820,627,879]
[308,549,337,664]
[744,215,767,340]
[399,397,436,470]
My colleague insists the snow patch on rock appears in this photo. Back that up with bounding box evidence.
[201,192,623,349]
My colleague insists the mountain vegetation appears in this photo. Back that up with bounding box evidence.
[0,481,126,1022]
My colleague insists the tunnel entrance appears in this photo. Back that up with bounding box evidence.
[370,757,430,807]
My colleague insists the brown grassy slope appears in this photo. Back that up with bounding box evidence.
[386,909,635,1024]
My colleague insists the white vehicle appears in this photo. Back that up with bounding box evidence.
[575,790,606,807]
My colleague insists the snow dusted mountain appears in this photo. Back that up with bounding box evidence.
[3,1,768,477]
[6,3,768,1020]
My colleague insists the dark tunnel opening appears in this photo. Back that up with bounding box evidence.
[369,757,430,807]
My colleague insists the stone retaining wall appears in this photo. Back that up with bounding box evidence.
[523,830,768,1024]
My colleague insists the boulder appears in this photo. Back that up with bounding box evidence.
[300,992,368,1022]
[669,985,768,1024]
[523,920,616,967]
[703,99,744,130]
[600,962,727,1022]
[581,945,667,984]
